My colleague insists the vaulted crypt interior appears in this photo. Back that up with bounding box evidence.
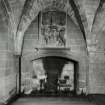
[0,0,105,105]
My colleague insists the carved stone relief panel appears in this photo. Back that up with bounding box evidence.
[40,10,67,47]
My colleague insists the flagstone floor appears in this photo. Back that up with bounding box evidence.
[11,97,96,105]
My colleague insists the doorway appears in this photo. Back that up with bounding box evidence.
[21,56,78,96]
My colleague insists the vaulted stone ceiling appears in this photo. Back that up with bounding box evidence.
[1,0,105,55]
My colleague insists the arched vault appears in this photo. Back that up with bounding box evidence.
[15,0,88,55]
[2,0,104,55]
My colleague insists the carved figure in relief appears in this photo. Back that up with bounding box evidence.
[41,10,66,47]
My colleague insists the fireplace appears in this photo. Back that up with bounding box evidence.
[21,55,78,96]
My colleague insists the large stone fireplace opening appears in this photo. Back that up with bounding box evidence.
[21,56,78,96]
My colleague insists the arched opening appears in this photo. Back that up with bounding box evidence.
[21,55,78,96]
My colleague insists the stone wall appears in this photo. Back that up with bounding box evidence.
[22,9,105,94]
[75,0,105,94]
[22,13,88,94]
[0,0,104,96]
[0,3,19,104]
[87,31,105,94]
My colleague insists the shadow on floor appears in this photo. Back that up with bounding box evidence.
[88,94,105,105]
